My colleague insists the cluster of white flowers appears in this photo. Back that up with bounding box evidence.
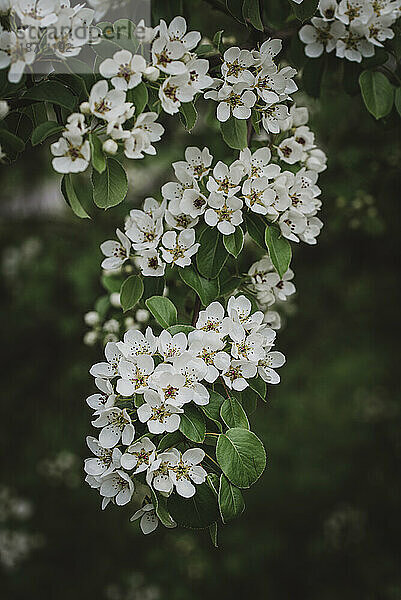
[247,255,296,327]
[84,294,284,532]
[299,0,401,62]
[83,305,150,346]
[205,38,298,134]
[0,0,101,83]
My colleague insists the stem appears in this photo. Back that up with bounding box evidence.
[191,294,201,326]
[204,452,220,468]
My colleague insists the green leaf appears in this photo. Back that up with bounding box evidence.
[4,111,32,142]
[248,376,267,401]
[265,225,292,278]
[290,0,319,21]
[179,267,220,306]
[223,227,244,258]
[145,296,177,328]
[128,81,148,114]
[143,276,165,301]
[167,325,195,336]
[359,70,394,119]
[243,0,264,31]
[220,394,249,429]
[201,390,224,431]
[0,129,25,154]
[245,212,266,248]
[23,80,78,110]
[167,483,219,529]
[60,174,91,219]
[92,158,128,209]
[218,474,245,523]
[179,405,206,443]
[218,268,242,297]
[179,102,198,131]
[213,30,224,53]
[196,227,229,279]
[226,0,245,22]
[209,522,218,547]
[150,489,176,529]
[89,133,106,174]
[216,428,266,489]
[157,431,182,452]
[31,121,63,146]
[302,57,326,98]
[220,117,248,150]
[394,87,401,117]
[120,275,144,312]
[101,273,123,294]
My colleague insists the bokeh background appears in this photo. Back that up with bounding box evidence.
[1,1,401,598]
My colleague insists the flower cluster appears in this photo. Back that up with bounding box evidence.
[205,38,298,134]
[299,0,401,62]
[0,0,100,83]
[84,294,285,531]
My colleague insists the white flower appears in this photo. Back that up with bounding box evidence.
[299,216,324,244]
[149,364,193,406]
[337,0,374,25]
[299,18,344,57]
[137,249,166,277]
[92,407,135,448]
[231,332,266,363]
[216,83,256,122]
[135,112,165,144]
[86,378,115,412]
[204,193,243,235]
[84,436,122,476]
[268,268,296,302]
[226,295,264,335]
[237,147,281,180]
[130,503,159,534]
[100,229,131,270]
[188,330,231,383]
[195,301,227,336]
[261,103,290,134]
[146,449,179,493]
[221,47,255,84]
[242,177,276,215]
[120,437,156,472]
[116,327,157,361]
[180,189,209,218]
[207,161,243,197]
[165,198,199,230]
[159,74,194,114]
[100,470,134,506]
[161,229,200,267]
[126,211,163,251]
[252,38,282,68]
[335,27,375,61]
[89,342,123,379]
[99,50,147,90]
[319,0,338,20]
[306,148,327,172]
[169,448,207,498]
[137,389,183,434]
[279,209,308,242]
[65,113,88,137]
[89,80,130,122]
[151,36,187,75]
[363,14,395,46]
[183,58,214,94]
[135,18,158,44]
[173,146,213,181]
[253,67,287,104]
[258,351,286,384]
[116,355,155,396]
[264,310,282,330]
[222,360,257,390]
[172,352,210,405]
[159,16,201,51]
[157,330,187,362]
[0,29,36,83]
[50,132,90,173]
[14,0,59,26]
[278,138,304,165]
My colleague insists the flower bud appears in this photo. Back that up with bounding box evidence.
[135,309,150,323]
[0,100,9,120]
[143,66,160,82]
[83,331,98,346]
[102,139,118,155]
[84,311,99,326]
[110,292,121,307]
[80,101,91,114]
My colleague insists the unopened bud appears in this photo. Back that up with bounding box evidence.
[143,66,160,82]
[103,139,118,155]
[80,101,91,114]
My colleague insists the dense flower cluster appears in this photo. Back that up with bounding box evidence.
[84,295,284,531]
[48,15,212,173]
[205,37,298,134]
[247,255,295,324]
[299,0,401,62]
[0,0,100,82]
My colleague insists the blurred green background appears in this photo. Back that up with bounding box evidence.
[1,1,401,598]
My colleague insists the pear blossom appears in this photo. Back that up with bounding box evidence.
[207,161,243,197]
[242,177,276,215]
[149,364,193,407]
[116,355,155,396]
[137,249,166,277]
[89,342,123,379]
[169,449,207,498]
[237,147,281,180]
[258,351,286,384]
[279,209,308,242]
[195,301,227,336]
[120,438,156,473]
[92,407,135,448]
[216,83,256,122]
[159,74,194,114]
[173,147,213,181]
[204,193,243,235]
[160,229,200,267]
[0,29,37,83]
[50,132,90,174]
[222,359,257,390]
[116,327,157,361]
[84,437,122,476]
[100,229,131,270]
[146,448,180,493]
[99,50,147,90]
[188,330,231,383]
[158,16,201,52]
[126,212,163,251]
[278,138,305,165]
[89,80,131,122]
[100,470,134,506]
[157,331,187,362]
[86,378,115,412]
[261,103,290,134]
[221,47,255,84]
[130,504,160,534]
[137,389,183,434]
